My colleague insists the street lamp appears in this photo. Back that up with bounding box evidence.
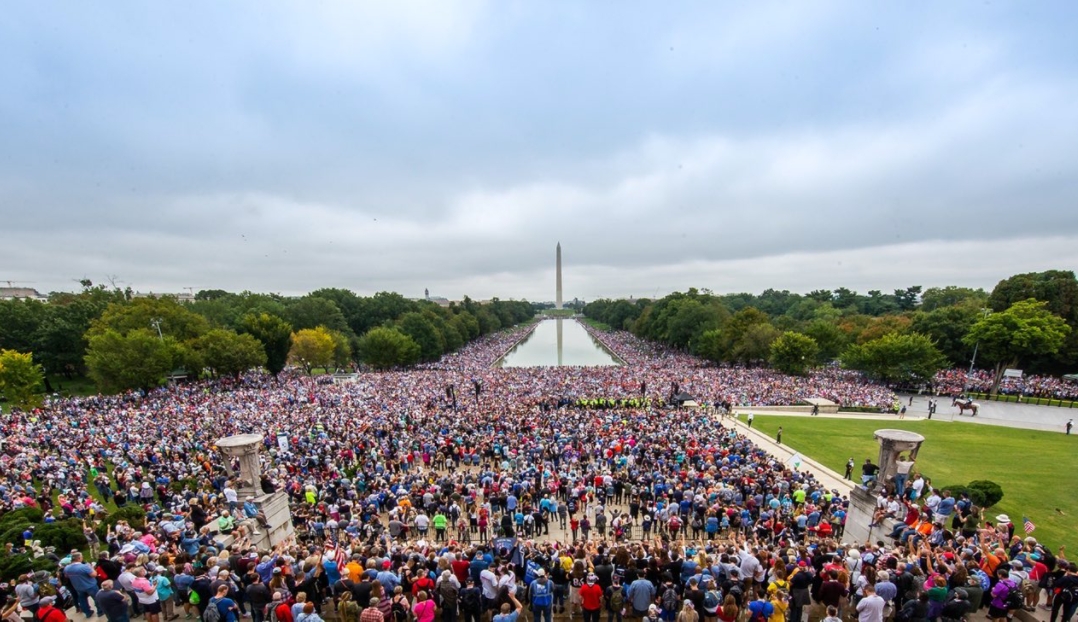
[964,308,992,395]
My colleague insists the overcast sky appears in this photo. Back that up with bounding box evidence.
[2,2,1076,302]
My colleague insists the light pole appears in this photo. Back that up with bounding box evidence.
[150,318,164,340]
[150,318,171,388]
[963,308,992,396]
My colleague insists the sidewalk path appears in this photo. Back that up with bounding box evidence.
[725,412,855,498]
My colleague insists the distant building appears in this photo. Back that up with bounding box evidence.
[132,291,195,303]
[0,287,47,302]
[410,294,453,307]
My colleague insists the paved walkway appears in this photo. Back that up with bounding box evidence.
[733,396,1076,435]
[724,412,856,497]
[897,393,1076,433]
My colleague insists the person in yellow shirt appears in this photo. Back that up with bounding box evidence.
[768,591,788,622]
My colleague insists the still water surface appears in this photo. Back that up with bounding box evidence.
[496,319,621,367]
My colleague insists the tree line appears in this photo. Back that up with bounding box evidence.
[583,270,1077,388]
[0,285,534,402]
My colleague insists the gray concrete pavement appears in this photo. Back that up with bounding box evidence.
[897,393,1076,433]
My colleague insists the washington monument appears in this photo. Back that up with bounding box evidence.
[556,242,563,310]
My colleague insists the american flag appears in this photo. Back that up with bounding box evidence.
[324,540,349,568]
[1023,516,1036,534]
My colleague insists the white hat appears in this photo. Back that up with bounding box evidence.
[995,514,1011,524]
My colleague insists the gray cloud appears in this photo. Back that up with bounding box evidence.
[1,2,1075,301]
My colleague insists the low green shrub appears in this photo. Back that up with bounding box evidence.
[968,480,1004,508]
[35,519,86,553]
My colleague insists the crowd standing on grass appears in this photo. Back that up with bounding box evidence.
[0,322,1074,622]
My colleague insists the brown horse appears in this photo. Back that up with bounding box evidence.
[952,397,979,416]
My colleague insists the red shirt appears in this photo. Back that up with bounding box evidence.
[580,583,604,611]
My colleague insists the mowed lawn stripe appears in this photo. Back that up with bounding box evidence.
[749,416,1077,551]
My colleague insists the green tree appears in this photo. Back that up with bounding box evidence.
[664,298,724,350]
[691,329,725,364]
[732,323,781,364]
[963,299,1071,392]
[769,332,819,376]
[857,315,912,344]
[398,312,445,362]
[84,329,181,392]
[0,350,45,410]
[237,312,293,376]
[803,319,847,364]
[920,286,988,312]
[329,330,352,370]
[87,296,209,342]
[722,307,772,362]
[286,296,351,335]
[0,299,47,354]
[288,327,336,374]
[910,305,980,366]
[841,332,947,385]
[194,329,267,378]
[32,299,104,378]
[357,327,421,370]
[989,270,1078,324]
[351,292,419,335]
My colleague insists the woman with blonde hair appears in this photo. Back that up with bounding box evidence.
[337,591,360,622]
[677,600,699,622]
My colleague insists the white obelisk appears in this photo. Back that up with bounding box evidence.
[556,242,563,310]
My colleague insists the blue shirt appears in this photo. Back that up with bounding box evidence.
[216,597,238,622]
[64,562,99,592]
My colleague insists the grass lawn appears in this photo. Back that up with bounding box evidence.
[751,416,1077,551]
[580,317,612,330]
[44,374,100,397]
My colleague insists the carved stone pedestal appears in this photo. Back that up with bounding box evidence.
[216,434,294,550]
[843,429,925,545]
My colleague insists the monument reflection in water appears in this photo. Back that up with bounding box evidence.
[497,319,621,367]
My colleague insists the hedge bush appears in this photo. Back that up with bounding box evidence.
[0,552,57,582]
[940,480,1003,508]
[0,508,45,531]
[941,484,986,507]
[968,480,1004,508]
[35,519,86,553]
[96,505,147,540]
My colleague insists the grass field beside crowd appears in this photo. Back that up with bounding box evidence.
[749,416,1077,552]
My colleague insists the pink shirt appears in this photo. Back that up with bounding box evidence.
[413,600,436,622]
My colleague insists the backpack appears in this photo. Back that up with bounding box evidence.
[1060,583,1078,604]
[461,588,481,612]
[391,597,410,622]
[438,581,459,610]
[203,598,222,622]
[531,579,553,608]
[1004,581,1023,610]
[607,586,624,612]
[748,601,769,622]
[703,590,721,611]
[662,587,679,613]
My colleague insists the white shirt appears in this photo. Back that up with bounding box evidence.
[856,594,885,622]
[224,487,238,503]
[480,569,499,599]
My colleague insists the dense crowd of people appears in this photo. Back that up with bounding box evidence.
[0,321,1074,622]
[932,370,1078,401]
